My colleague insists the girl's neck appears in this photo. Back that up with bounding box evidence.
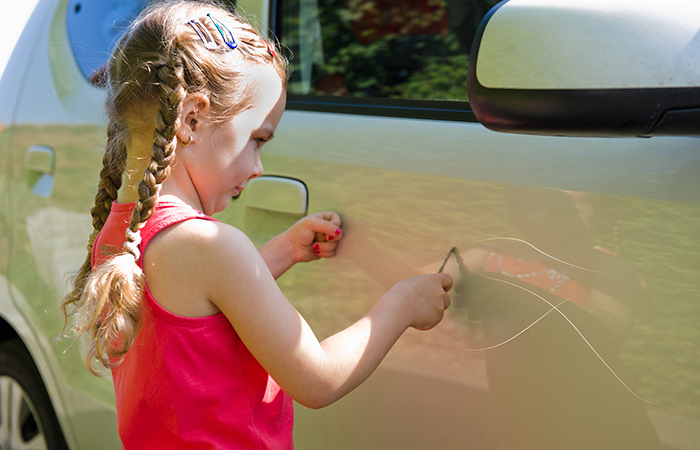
[117,171,144,203]
[116,171,202,211]
[120,128,208,212]
[118,150,204,214]
[118,137,152,203]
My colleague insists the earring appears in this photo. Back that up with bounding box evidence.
[180,136,193,147]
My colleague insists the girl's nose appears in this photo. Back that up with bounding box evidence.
[250,155,264,179]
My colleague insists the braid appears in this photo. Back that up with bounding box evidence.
[60,120,127,335]
[92,121,126,237]
[124,59,185,261]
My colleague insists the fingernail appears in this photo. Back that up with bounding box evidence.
[313,243,320,250]
[328,236,334,241]
[335,228,342,236]
[314,249,320,254]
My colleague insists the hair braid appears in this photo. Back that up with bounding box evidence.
[61,120,127,335]
[124,59,185,260]
[92,121,126,234]
[72,58,187,373]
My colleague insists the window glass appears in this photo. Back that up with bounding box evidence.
[66,0,237,85]
[66,0,147,84]
[279,0,500,101]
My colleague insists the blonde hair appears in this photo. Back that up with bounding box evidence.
[61,0,289,374]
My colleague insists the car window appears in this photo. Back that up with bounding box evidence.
[65,0,237,85]
[278,0,500,102]
[66,0,148,84]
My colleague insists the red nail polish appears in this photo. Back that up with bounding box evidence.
[328,236,334,241]
[313,243,320,250]
[314,249,320,254]
[335,228,342,235]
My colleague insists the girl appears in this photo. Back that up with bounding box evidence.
[62,1,452,448]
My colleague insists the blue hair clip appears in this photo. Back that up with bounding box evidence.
[188,19,217,50]
[207,14,238,50]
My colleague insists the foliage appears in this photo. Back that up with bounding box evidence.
[282,0,499,101]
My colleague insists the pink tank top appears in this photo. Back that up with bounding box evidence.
[92,200,294,450]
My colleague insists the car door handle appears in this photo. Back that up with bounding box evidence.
[25,145,55,198]
[243,176,308,216]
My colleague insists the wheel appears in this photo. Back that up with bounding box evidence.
[0,339,68,450]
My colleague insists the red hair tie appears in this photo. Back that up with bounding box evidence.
[265,40,276,58]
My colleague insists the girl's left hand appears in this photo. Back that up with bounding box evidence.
[287,212,343,262]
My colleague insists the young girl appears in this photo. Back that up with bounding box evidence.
[62,1,452,448]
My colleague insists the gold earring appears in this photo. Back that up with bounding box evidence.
[181,136,193,147]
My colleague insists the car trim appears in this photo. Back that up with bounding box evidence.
[286,95,478,122]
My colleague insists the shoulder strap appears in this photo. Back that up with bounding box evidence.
[137,201,217,268]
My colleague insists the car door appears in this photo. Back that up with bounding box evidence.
[224,0,700,449]
[4,0,143,448]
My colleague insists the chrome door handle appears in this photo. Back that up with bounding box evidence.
[25,145,55,197]
[243,176,308,216]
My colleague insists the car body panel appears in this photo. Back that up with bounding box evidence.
[220,109,700,449]
[2,0,119,449]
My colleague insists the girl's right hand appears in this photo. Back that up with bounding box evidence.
[383,273,453,331]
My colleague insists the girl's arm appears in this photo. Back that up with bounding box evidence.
[153,219,451,409]
[258,212,342,279]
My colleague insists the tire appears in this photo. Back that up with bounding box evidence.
[0,339,68,450]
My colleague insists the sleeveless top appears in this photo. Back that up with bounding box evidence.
[92,200,294,450]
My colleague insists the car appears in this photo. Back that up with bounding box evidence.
[0,0,698,449]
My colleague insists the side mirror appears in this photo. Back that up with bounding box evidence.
[467,0,700,137]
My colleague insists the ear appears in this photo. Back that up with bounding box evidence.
[177,94,210,144]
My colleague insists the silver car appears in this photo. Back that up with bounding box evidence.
[0,0,698,449]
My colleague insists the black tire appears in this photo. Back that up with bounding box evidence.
[0,338,68,450]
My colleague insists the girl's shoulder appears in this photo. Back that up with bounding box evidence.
[142,208,262,318]
[146,196,254,255]
[150,214,253,255]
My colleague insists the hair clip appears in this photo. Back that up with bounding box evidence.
[207,14,237,50]
[188,19,217,50]
[264,40,276,58]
